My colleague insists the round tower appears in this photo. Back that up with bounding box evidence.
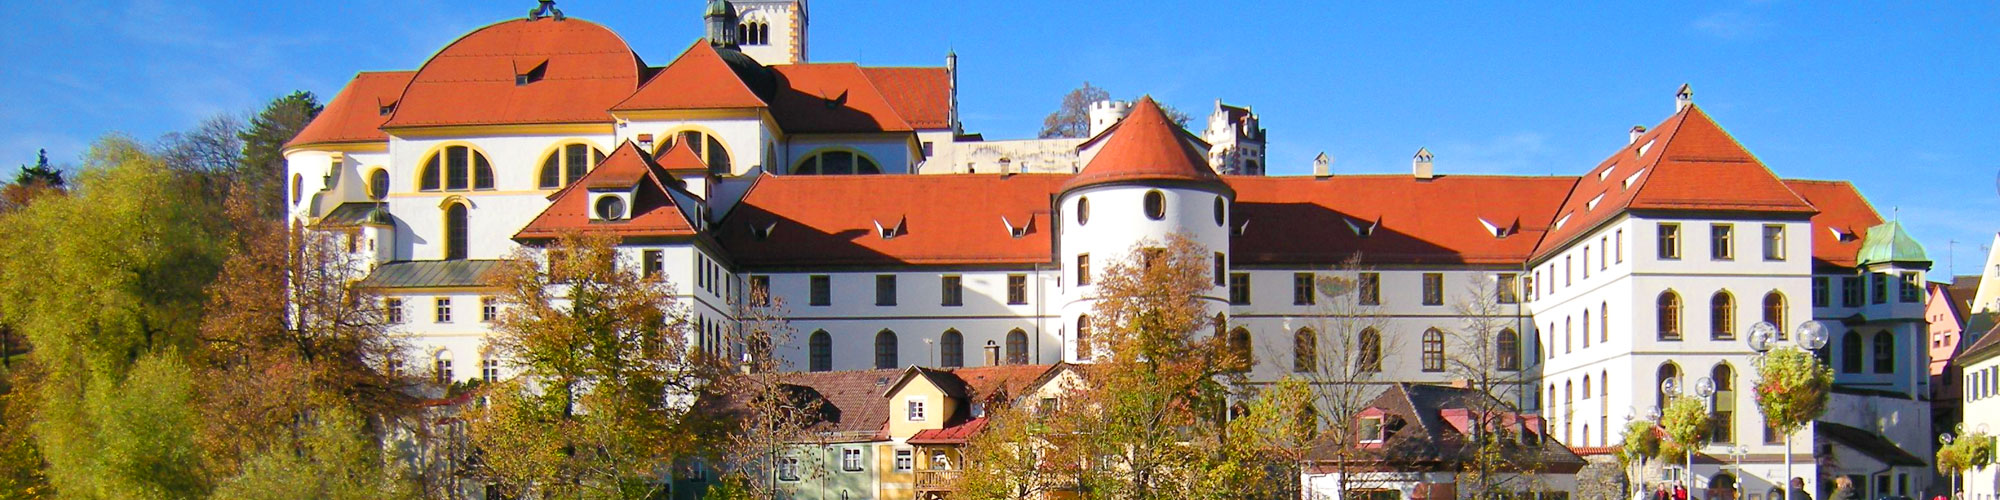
[1057,97,1233,364]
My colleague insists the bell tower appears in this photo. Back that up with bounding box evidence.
[705,0,739,47]
[727,1,809,65]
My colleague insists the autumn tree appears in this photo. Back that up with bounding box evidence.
[1446,272,1544,496]
[468,232,730,499]
[1039,82,1192,138]
[953,395,1089,500]
[0,136,228,498]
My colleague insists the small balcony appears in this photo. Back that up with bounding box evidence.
[916,469,961,492]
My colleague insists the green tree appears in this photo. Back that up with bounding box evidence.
[237,91,321,218]
[467,232,730,499]
[209,409,414,500]
[1,149,66,213]
[1656,396,1711,465]
[1752,346,1832,437]
[0,136,227,498]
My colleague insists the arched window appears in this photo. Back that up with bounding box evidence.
[664,131,732,175]
[1228,327,1253,372]
[1564,380,1573,414]
[433,349,455,385]
[1656,362,1681,409]
[1006,329,1029,365]
[1712,363,1736,444]
[444,203,469,260]
[1658,291,1682,340]
[1583,375,1592,400]
[1763,292,1787,339]
[1497,328,1521,371]
[1582,308,1592,348]
[1357,328,1382,373]
[874,330,898,369]
[365,169,390,200]
[759,23,770,45]
[793,150,878,175]
[940,330,964,368]
[1421,328,1445,372]
[1601,302,1609,343]
[1075,315,1092,359]
[1711,291,1736,340]
[1213,196,1226,227]
[538,143,605,189]
[1873,331,1894,374]
[1293,328,1316,373]
[418,145,495,192]
[809,330,831,372]
[1077,197,1090,225]
[1143,190,1166,220]
[1841,331,1863,373]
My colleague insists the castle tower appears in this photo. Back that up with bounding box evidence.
[727,0,808,65]
[1056,97,1234,363]
[1087,99,1132,138]
[1203,100,1266,175]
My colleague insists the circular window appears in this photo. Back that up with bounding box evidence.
[1213,196,1226,227]
[1077,197,1090,225]
[368,169,390,200]
[595,195,627,220]
[1143,190,1166,221]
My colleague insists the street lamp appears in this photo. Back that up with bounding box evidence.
[1942,433,1958,500]
[1664,376,1718,494]
[1748,320,1830,500]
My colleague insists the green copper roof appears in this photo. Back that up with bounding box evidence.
[1856,221,1929,266]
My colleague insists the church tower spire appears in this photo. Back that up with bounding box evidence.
[705,0,739,48]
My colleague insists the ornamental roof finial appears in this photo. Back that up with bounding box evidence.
[529,0,565,21]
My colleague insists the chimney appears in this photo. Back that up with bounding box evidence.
[1412,148,1434,180]
[1675,83,1693,112]
[1629,125,1647,144]
[1313,152,1332,179]
[946,50,961,134]
[636,133,655,151]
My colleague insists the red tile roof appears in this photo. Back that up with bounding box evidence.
[717,173,1064,267]
[861,67,952,130]
[1228,175,1577,266]
[514,141,698,240]
[653,137,711,173]
[909,417,987,445]
[1782,179,1883,268]
[286,71,413,149]
[382,18,643,128]
[1533,105,1816,260]
[768,63,914,134]
[613,41,768,111]
[775,368,906,440]
[1062,97,1226,194]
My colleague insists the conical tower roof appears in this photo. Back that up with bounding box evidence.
[1060,97,1228,195]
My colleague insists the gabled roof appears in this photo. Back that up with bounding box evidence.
[1062,97,1227,195]
[1308,383,1584,472]
[861,67,952,130]
[653,137,711,173]
[287,71,414,149]
[768,63,914,134]
[1230,175,1576,266]
[514,141,699,240]
[717,173,1065,267]
[383,18,643,128]
[1534,105,1816,260]
[613,40,770,111]
[1857,220,1930,266]
[1782,180,1882,268]
[358,260,511,289]
[769,368,906,440]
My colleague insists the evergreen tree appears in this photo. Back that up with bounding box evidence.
[237,91,321,218]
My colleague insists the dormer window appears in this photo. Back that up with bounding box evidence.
[594,195,627,221]
[515,59,548,86]
[1359,416,1385,443]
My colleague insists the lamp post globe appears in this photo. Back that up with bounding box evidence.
[1796,321,1829,351]
[1748,322,1779,353]
[1662,378,1681,398]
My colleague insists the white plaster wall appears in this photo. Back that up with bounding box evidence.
[757,269,1062,371]
[1057,184,1231,363]
[384,133,617,261]
[784,136,914,175]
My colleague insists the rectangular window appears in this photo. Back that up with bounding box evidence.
[1763,224,1786,260]
[1711,224,1735,260]
[1582,247,1591,279]
[1358,416,1384,443]
[1616,229,1625,263]
[1658,223,1681,260]
[480,297,497,323]
[1564,256,1573,286]
[1213,253,1227,286]
[777,458,799,482]
[1422,273,1444,306]
[809,275,831,306]
[1077,253,1091,286]
[1359,273,1381,306]
[907,398,926,422]
[1007,274,1027,305]
[435,297,452,323]
[1229,273,1251,305]
[1600,237,1609,270]
[1843,276,1864,307]
[1497,273,1519,304]
[876,274,897,306]
[695,255,707,290]
[1872,273,1888,305]
[941,275,963,306]
[385,298,403,324]
[1812,277,1830,307]
[1901,272,1922,303]
[1294,272,1317,306]
[1522,275,1535,302]
[482,357,500,380]
[841,449,863,472]
[895,450,913,472]
[642,249,662,278]
[750,275,771,306]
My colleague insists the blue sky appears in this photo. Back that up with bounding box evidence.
[5,1,1998,276]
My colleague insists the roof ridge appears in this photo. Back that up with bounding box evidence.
[846,64,914,131]
[614,40,768,111]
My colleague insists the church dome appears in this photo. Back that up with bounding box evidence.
[706,0,734,17]
[382,17,644,128]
